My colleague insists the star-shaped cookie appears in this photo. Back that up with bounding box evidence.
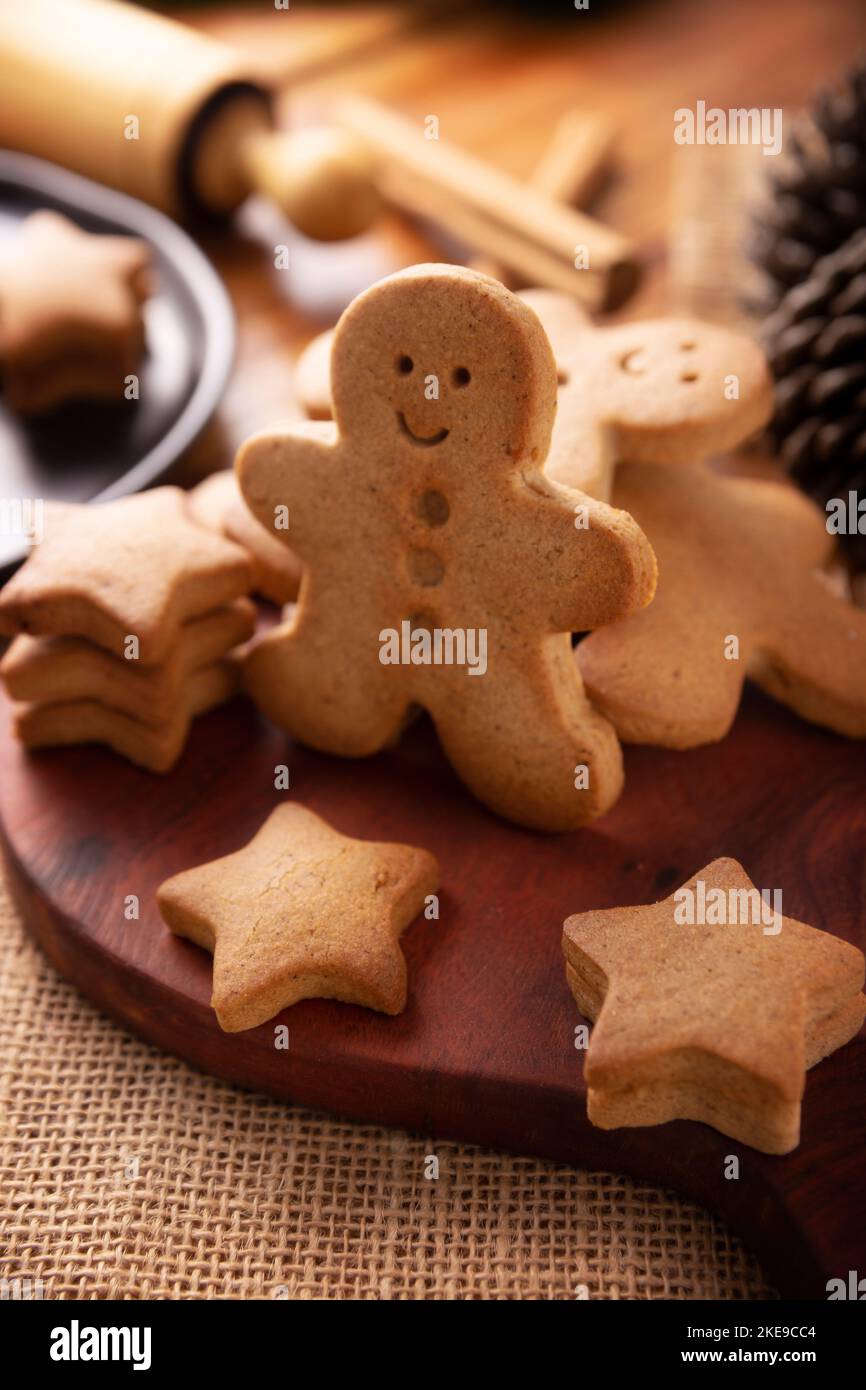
[157,804,440,1030]
[1,597,254,725]
[0,211,151,414]
[562,858,865,1153]
[0,487,251,663]
[575,462,866,745]
[13,658,240,773]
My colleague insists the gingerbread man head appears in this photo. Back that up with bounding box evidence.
[238,264,657,832]
[329,262,558,473]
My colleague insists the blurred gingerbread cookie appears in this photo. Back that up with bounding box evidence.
[521,289,774,499]
[0,210,151,414]
[295,327,334,421]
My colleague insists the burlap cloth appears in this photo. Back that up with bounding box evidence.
[0,871,775,1301]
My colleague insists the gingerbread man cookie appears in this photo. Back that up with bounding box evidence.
[563,858,865,1153]
[0,211,150,414]
[576,462,866,746]
[237,264,657,832]
[520,289,774,500]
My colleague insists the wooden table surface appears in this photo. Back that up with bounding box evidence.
[171,0,865,484]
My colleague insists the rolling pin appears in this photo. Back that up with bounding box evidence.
[0,0,380,239]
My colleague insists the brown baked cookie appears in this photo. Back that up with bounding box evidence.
[0,598,255,726]
[576,462,866,746]
[0,487,251,663]
[237,264,657,832]
[0,210,151,414]
[521,290,773,500]
[187,471,302,605]
[12,659,240,773]
[157,803,440,1030]
[562,858,865,1153]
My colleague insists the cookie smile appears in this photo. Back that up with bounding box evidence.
[397,412,449,446]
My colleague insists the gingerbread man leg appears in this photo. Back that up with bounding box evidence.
[576,601,745,748]
[431,638,623,832]
[754,584,866,738]
[244,597,411,756]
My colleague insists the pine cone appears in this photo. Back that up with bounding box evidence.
[751,57,866,308]
[762,229,866,569]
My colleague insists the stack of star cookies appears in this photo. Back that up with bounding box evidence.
[563,858,866,1154]
[0,488,254,771]
[0,211,151,415]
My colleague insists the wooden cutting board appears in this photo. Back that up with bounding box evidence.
[0,680,863,1299]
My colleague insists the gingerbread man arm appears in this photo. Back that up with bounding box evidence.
[235,420,341,560]
[511,474,657,632]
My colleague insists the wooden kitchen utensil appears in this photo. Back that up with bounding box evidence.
[334,94,638,310]
[472,107,616,286]
[0,0,380,239]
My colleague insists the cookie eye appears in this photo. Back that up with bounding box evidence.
[396,355,414,375]
[680,371,699,383]
[680,340,696,351]
[452,366,471,387]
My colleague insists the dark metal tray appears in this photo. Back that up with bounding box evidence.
[0,151,234,574]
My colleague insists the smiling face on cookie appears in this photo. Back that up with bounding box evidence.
[587,319,773,463]
[329,264,557,471]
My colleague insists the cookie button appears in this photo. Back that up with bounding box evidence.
[413,489,450,527]
[406,548,445,587]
